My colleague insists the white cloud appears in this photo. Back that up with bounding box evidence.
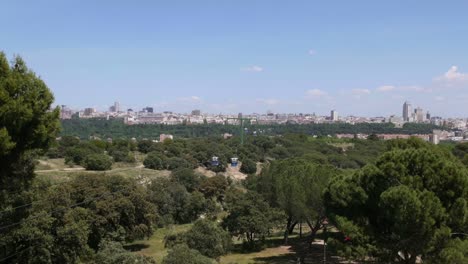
[256,98,280,105]
[434,96,445,101]
[435,66,468,84]
[308,49,316,55]
[376,85,429,93]
[350,89,371,99]
[442,66,467,81]
[305,89,327,98]
[241,65,263,72]
[376,85,396,92]
[352,88,371,95]
[401,85,427,92]
[178,96,202,102]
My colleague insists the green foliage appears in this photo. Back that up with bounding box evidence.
[61,118,442,140]
[64,142,102,165]
[171,168,205,192]
[162,244,215,264]
[168,219,231,259]
[3,174,157,263]
[252,158,338,242]
[166,157,193,170]
[0,53,60,194]
[325,144,468,263]
[240,158,257,174]
[429,239,468,264]
[94,241,156,264]
[83,153,113,171]
[138,139,155,153]
[147,178,208,225]
[144,151,165,170]
[199,175,229,201]
[223,189,283,248]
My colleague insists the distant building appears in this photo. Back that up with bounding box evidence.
[144,107,154,113]
[84,108,96,116]
[429,134,440,145]
[388,115,404,127]
[414,107,424,122]
[331,110,338,121]
[109,101,120,112]
[60,105,73,119]
[403,101,412,122]
[191,109,201,116]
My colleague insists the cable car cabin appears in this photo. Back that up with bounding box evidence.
[211,156,219,166]
[231,157,239,167]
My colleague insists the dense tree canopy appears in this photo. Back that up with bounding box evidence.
[0,53,60,194]
[61,118,442,140]
[162,244,214,264]
[185,219,231,259]
[325,145,468,263]
[223,188,283,248]
[249,158,338,245]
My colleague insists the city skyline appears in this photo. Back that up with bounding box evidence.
[59,100,442,119]
[2,1,468,117]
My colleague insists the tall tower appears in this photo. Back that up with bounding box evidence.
[331,110,338,121]
[403,101,412,122]
[114,101,120,113]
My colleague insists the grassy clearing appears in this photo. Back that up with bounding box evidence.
[36,157,170,183]
[36,158,78,170]
[125,224,192,263]
[127,224,298,264]
[128,224,328,264]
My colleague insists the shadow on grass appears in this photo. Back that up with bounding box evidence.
[239,232,353,264]
[123,243,150,252]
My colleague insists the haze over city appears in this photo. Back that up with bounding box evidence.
[2,0,468,117]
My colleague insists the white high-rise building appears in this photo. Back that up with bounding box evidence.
[114,101,120,113]
[403,101,412,122]
[331,110,338,121]
[415,107,424,122]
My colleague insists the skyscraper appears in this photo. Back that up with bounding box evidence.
[331,110,338,121]
[415,107,424,122]
[403,101,412,122]
[114,101,120,113]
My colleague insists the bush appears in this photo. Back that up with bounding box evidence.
[171,168,205,192]
[95,241,156,264]
[83,153,113,171]
[166,157,193,170]
[240,158,257,174]
[184,219,231,259]
[162,244,214,264]
[109,149,135,163]
[144,152,165,170]
[138,140,155,154]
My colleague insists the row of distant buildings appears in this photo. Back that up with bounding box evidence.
[336,129,468,145]
[59,101,468,131]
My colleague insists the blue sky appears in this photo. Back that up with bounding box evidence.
[2,0,468,117]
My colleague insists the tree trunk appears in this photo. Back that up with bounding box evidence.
[288,221,298,234]
[284,217,292,244]
[306,218,323,250]
[299,222,302,238]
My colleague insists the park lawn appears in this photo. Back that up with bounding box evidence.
[126,224,193,263]
[36,158,77,170]
[220,245,295,264]
[129,225,306,264]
